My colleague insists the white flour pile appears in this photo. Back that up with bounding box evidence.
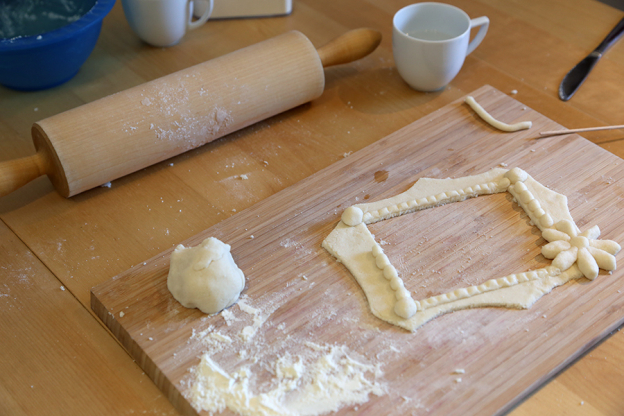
[187,343,385,416]
[181,295,386,416]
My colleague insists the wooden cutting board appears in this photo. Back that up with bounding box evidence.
[91,85,624,416]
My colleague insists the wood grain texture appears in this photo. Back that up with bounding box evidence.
[2,0,624,414]
[92,86,624,416]
[0,221,177,416]
[317,28,382,67]
[1,27,382,199]
[0,153,46,197]
[32,30,325,197]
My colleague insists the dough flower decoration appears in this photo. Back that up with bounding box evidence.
[541,220,621,280]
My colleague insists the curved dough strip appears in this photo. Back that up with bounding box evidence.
[465,96,532,132]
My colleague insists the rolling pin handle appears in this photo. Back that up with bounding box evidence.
[317,28,382,68]
[0,153,47,197]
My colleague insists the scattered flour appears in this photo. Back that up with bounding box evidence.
[180,293,387,416]
[238,300,267,343]
[221,308,239,326]
[210,332,233,343]
[279,239,313,261]
[134,78,233,150]
[187,343,385,416]
[189,326,233,352]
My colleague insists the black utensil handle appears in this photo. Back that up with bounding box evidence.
[596,16,624,54]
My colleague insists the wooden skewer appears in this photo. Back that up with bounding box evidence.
[539,124,624,137]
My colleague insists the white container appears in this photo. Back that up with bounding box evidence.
[393,2,488,91]
[122,0,213,47]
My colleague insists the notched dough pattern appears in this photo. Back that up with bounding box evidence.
[322,168,621,332]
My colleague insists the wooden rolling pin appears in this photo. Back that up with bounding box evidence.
[0,29,381,198]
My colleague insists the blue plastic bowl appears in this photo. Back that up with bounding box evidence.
[0,0,115,91]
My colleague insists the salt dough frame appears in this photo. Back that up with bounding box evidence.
[322,168,621,332]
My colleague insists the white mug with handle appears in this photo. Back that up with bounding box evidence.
[393,2,489,91]
[122,0,214,47]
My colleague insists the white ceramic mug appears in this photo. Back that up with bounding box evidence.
[122,0,214,47]
[393,2,489,91]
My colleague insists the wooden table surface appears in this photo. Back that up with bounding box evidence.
[1,0,623,415]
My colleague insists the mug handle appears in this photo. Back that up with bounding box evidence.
[188,0,213,30]
[466,16,489,55]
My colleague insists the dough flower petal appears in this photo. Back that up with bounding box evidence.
[580,225,600,240]
[546,221,620,279]
[542,240,571,259]
[588,246,617,271]
[552,247,578,272]
[555,220,578,237]
[577,247,599,280]
[542,228,571,243]
[589,239,622,256]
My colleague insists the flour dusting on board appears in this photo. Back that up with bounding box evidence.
[237,299,267,343]
[181,295,387,416]
[187,343,385,416]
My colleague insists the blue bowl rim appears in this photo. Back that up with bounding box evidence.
[0,0,116,51]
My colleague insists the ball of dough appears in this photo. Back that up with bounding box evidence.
[394,297,417,319]
[504,167,528,184]
[383,265,398,280]
[167,237,245,314]
[341,206,363,226]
